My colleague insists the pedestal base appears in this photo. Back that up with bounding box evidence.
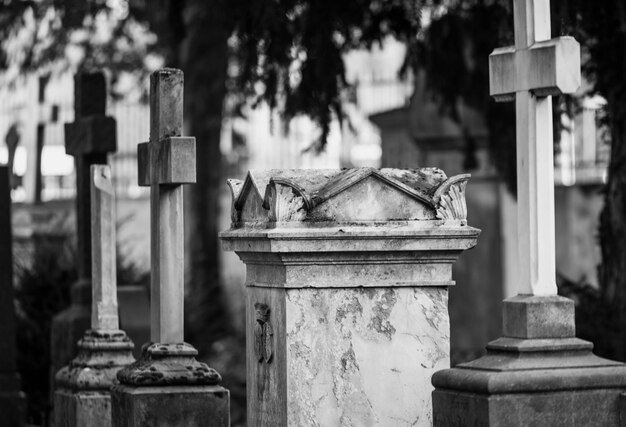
[113,342,229,426]
[51,279,92,382]
[0,373,26,427]
[111,385,230,427]
[432,295,626,426]
[54,329,135,427]
[54,390,111,427]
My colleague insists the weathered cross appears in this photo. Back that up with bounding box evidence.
[490,0,580,295]
[138,69,196,343]
[90,165,119,331]
[65,73,117,283]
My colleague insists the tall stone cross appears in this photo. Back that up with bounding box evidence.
[51,72,117,383]
[65,72,117,288]
[54,165,134,427]
[90,165,120,331]
[137,68,196,344]
[489,0,580,295]
[112,69,226,426]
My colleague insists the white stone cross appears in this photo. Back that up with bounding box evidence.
[489,0,580,296]
[90,164,119,331]
[137,69,196,343]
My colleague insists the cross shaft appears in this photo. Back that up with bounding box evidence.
[139,69,196,344]
[90,165,119,331]
[489,0,580,295]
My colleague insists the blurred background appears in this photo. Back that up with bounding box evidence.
[1,1,624,426]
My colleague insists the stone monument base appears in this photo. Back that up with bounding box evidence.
[50,278,92,380]
[55,390,111,427]
[111,385,230,427]
[432,295,626,426]
[0,373,26,426]
[54,329,135,427]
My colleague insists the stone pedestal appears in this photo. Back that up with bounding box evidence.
[54,330,134,427]
[221,168,479,426]
[432,295,626,426]
[112,343,230,427]
[111,386,229,427]
[51,278,92,384]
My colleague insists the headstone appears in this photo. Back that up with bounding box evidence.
[54,165,135,427]
[220,167,479,425]
[112,69,229,427]
[432,1,626,425]
[51,72,117,386]
[0,166,26,426]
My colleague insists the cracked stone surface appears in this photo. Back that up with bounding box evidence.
[283,287,449,426]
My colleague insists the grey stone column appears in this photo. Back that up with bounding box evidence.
[221,167,479,426]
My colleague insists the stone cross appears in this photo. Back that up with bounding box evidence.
[52,72,117,381]
[65,72,117,285]
[137,68,195,344]
[0,166,26,425]
[489,0,580,295]
[112,69,226,427]
[90,165,119,331]
[54,165,134,427]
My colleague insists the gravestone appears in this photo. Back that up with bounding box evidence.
[220,167,479,425]
[54,165,135,427]
[51,72,117,383]
[0,166,26,426]
[112,69,229,427]
[432,1,626,425]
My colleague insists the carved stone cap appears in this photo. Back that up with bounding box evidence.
[226,167,471,226]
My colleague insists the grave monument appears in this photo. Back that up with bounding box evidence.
[432,0,626,425]
[54,165,135,427]
[221,167,479,425]
[51,72,117,380]
[112,68,229,427]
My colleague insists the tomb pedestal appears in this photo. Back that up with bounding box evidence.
[54,330,134,427]
[221,168,479,426]
[432,295,626,426]
[112,343,229,427]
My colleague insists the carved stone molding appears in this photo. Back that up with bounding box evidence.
[254,303,273,364]
[116,342,222,386]
[432,174,470,224]
[55,329,135,391]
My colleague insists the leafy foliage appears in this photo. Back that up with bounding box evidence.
[233,0,425,141]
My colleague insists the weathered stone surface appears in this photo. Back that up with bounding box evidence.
[52,71,117,386]
[229,167,470,226]
[117,343,221,386]
[434,388,622,427]
[284,287,448,426]
[55,390,112,427]
[55,330,134,391]
[111,385,230,427]
[502,295,575,339]
[221,167,479,426]
[432,295,626,426]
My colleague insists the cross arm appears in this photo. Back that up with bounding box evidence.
[65,116,117,156]
[489,36,581,102]
[137,137,196,187]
